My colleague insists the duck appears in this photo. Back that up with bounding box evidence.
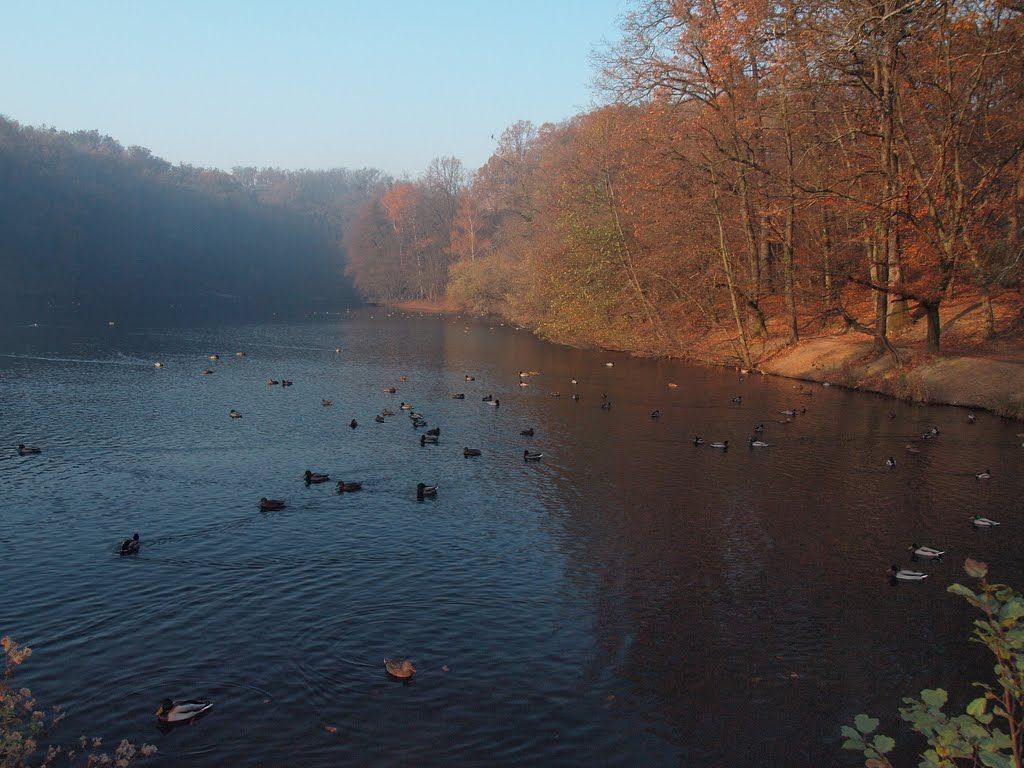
[518,381,529,387]
[523,450,543,461]
[259,498,286,511]
[235,351,246,357]
[426,427,441,436]
[383,387,397,393]
[321,399,333,406]
[693,437,704,446]
[463,447,482,457]
[967,413,976,424]
[399,403,413,410]
[420,434,438,445]
[465,375,475,381]
[154,361,164,368]
[779,409,796,417]
[304,470,330,484]
[571,393,580,401]
[267,379,279,386]
[229,410,242,418]
[208,354,219,361]
[890,565,928,581]
[975,469,991,479]
[710,440,729,450]
[753,424,765,432]
[909,544,944,559]
[451,393,465,399]
[409,412,424,419]
[416,483,438,498]
[349,419,358,429]
[973,515,1000,528]
[731,396,742,403]
[399,376,408,382]
[17,444,41,455]
[605,362,614,367]
[381,409,396,416]
[600,402,612,410]
[281,380,293,387]
[651,410,660,418]
[667,382,677,388]
[412,419,427,428]
[119,533,141,554]
[482,395,493,402]
[374,414,385,423]
[202,369,214,375]
[520,428,535,437]
[571,378,579,385]
[905,443,921,454]
[749,438,769,448]
[384,658,416,679]
[156,698,213,723]
[336,481,363,493]
[886,456,896,468]
[488,399,500,407]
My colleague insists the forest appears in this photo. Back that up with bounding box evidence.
[0,117,384,321]
[344,0,1024,365]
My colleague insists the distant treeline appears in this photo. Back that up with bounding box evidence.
[0,116,389,321]
[344,0,1024,362]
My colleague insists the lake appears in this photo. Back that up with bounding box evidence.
[2,311,1022,767]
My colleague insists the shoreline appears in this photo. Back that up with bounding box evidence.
[383,299,1024,420]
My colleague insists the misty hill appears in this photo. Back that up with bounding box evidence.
[0,116,388,322]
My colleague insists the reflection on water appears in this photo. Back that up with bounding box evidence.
[1,311,1021,766]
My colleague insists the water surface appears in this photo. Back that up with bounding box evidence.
[2,312,1021,766]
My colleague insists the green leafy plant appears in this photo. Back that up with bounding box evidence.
[843,559,1024,767]
[1,636,156,767]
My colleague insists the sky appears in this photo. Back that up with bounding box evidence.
[0,1,630,178]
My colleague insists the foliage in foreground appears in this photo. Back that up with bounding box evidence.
[843,559,1024,768]
[1,636,156,768]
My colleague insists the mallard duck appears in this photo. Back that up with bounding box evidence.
[17,444,41,455]
[259,498,286,511]
[600,402,612,410]
[693,436,704,446]
[399,376,407,382]
[886,456,896,468]
[973,515,1000,527]
[384,658,416,679]
[208,354,219,361]
[651,409,660,418]
[482,394,493,402]
[520,428,535,436]
[518,380,529,387]
[267,379,279,386]
[321,399,333,406]
[156,698,212,723]
[399,403,413,410]
[488,399,500,407]
[381,409,395,416]
[235,351,246,357]
[571,393,579,400]
[909,544,944,559]
[753,424,764,432]
[383,387,397,393]
[710,440,729,450]
[416,482,438,498]
[967,413,976,423]
[731,396,742,403]
[426,427,441,436]
[905,443,921,454]
[890,565,928,581]
[465,374,475,381]
[120,533,141,554]
[420,434,438,445]
[412,419,427,428]
[451,393,465,399]
[154,361,164,368]
[463,447,482,457]
[779,409,796,416]
[350,419,358,429]
[975,469,991,479]
[304,470,330,484]
[281,380,293,387]
[202,369,214,375]
[523,450,543,461]
[336,481,362,492]
[749,438,769,448]
[409,412,424,419]
[229,410,242,418]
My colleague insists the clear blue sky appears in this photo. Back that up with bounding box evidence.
[0,1,630,177]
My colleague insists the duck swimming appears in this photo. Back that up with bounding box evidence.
[229,410,242,418]
[384,658,416,679]
[120,533,141,554]
[154,361,164,368]
[886,456,896,468]
[650,410,660,418]
[375,414,385,423]
[400,403,413,410]
[259,498,286,511]
[426,427,441,436]
[523,450,543,461]
[975,469,991,479]
[336,481,363,492]
[909,544,944,559]
[350,419,358,429]
[973,515,1000,528]
[156,698,213,723]
[520,428,535,436]
[321,399,333,406]
[709,440,729,450]
[464,447,482,457]
[304,470,330,484]
[693,437,704,446]
[416,483,438,498]
[383,387,397,393]
[749,438,769,448]
[890,565,928,581]
[488,399,500,407]
[420,434,438,445]
[17,444,41,455]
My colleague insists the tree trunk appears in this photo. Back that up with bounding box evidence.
[924,302,941,353]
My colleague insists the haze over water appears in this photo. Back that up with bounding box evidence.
[2,311,1021,766]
